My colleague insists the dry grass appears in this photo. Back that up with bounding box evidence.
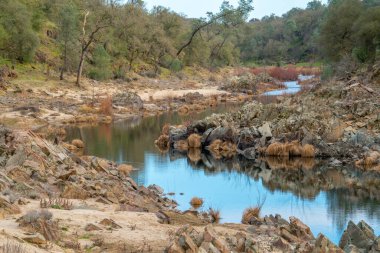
[301,144,316,158]
[268,67,298,81]
[154,135,169,151]
[286,141,302,156]
[208,208,221,224]
[265,142,288,157]
[242,195,266,224]
[71,139,84,148]
[40,198,73,210]
[265,142,316,158]
[242,207,261,224]
[162,124,170,135]
[18,209,59,241]
[99,95,113,116]
[117,164,134,176]
[208,139,237,159]
[190,197,203,208]
[187,134,202,148]
[356,151,380,168]
[1,240,26,253]
[178,105,189,115]
[187,148,201,164]
[174,140,189,151]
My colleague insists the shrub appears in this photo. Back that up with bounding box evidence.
[268,67,298,81]
[242,207,261,224]
[208,208,221,224]
[170,59,183,72]
[18,209,59,241]
[301,144,316,158]
[187,134,202,148]
[40,198,73,210]
[99,95,113,116]
[88,45,112,81]
[190,197,203,208]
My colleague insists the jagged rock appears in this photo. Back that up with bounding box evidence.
[85,223,102,231]
[273,237,292,251]
[99,218,122,229]
[148,184,164,195]
[169,126,188,143]
[112,92,143,110]
[339,221,374,251]
[289,216,314,241]
[167,242,185,253]
[314,234,343,253]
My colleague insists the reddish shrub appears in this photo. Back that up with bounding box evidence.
[99,95,113,116]
[268,67,298,81]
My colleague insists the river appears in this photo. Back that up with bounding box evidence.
[66,77,380,244]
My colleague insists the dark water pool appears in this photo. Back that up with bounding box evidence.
[66,99,380,244]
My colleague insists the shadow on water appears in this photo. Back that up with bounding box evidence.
[66,89,380,244]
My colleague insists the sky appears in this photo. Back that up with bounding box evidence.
[144,0,328,19]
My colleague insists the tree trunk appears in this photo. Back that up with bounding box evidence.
[76,50,85,87]
[60,41,68,80]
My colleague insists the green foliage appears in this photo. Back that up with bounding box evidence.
[0,0,39,62]
[89,45,112,81]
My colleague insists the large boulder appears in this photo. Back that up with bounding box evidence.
[112,92,144,110]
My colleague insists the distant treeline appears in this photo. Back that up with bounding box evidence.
[0,0,379,83]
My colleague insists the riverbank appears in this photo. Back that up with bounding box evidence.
[0,66,290,131]
[1,126,379,252]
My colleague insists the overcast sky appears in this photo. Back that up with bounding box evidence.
[144,0,328,19]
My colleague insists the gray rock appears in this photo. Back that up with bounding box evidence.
[112,92,143,110]
[169,126,188,143]
[339,221,374,251]
[258,122,272,139]
[349,130,375,147]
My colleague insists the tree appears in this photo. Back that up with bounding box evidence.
[177,0,254,56]
[57,2,79,80]
[319,0,362,62]
[76,0,112,86]
[89,45,112,80]
[352,7,380,63]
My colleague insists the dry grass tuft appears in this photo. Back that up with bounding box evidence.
[301,144,316,158]
[242,195,266,224]
[162,124,170,135]
[2,240,26,253]
[117,164,134,176]
[174,140,189,151]
[154,135,169,151]
[356,151,380,168]
[268,67,298,81]
[187,134,202,148]
[99,95,113,116]
[190,197,203,208]
[208,208,221,224]
[71,139,84,149]
[242,207,261,224]
[208,139,237,159]
[18,209,59,241]
[40,198,73,210]
[286,141,302,156]
[178,105,189,115]
[265,142,288,157]
[188,148,201,164]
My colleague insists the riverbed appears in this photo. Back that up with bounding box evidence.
[66,79,380,244]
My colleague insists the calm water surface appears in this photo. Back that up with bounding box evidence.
[66,89,380,244]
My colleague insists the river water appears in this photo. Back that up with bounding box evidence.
[66,79,380,244]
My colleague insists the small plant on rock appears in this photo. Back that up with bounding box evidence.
[208,208,221,223]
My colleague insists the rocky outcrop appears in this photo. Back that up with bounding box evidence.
[0,127,176,212]
[339,221,379,252]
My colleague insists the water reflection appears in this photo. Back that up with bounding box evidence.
[66,104,380,244]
